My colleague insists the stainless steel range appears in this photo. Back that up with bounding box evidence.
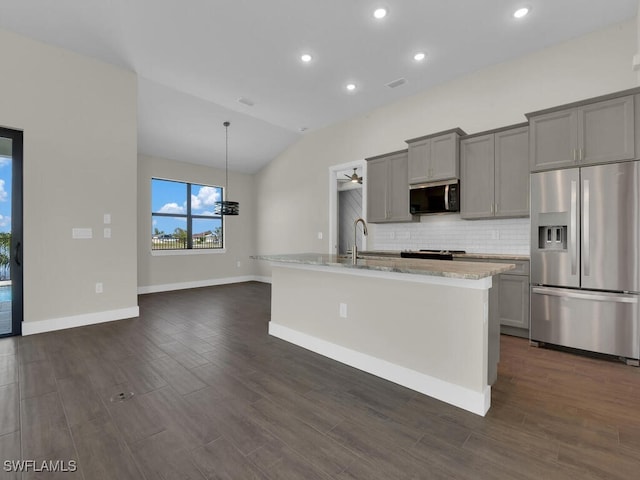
[400,249,466,261]
[530,161,640,365]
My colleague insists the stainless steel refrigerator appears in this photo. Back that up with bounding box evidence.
[530,161,640,365]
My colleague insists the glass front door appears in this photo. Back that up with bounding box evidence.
[0,127,23,337]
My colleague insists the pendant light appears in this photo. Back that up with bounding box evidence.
[215,121,239,216]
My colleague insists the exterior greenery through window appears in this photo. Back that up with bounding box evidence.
[151,178,223,250]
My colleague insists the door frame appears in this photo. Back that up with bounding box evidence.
[0,127,23,337]
[328,160,367,255]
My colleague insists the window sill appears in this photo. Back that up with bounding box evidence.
[151,248,226,256]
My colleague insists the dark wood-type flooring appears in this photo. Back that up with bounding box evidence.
[0,281,639,479]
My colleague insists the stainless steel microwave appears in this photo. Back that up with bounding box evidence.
[409,180,460,214]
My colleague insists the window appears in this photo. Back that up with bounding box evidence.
[151,178,223,250]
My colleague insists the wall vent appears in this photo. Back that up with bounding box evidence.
[237,97,255,106]
[385,78,407,89]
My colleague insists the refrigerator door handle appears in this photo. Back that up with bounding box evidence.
[583,179,590,277]
[570,180,578,275]
[532,287,638,303]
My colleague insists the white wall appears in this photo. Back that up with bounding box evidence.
[137,154,258,292]
[0,28,138,330]
[255,20,638,275]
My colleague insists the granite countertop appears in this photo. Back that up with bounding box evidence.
[252,253,515,280]
[342,250,530,261]
[454,253,530,261]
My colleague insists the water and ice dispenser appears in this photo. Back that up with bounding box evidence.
[538,225,567,250]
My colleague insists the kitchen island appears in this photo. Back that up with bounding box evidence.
[253,253,514,416]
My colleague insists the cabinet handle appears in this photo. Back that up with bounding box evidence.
[579,148,584,161]
[495,203,499,214]
[490,203,493,214]
[573,149,577,162]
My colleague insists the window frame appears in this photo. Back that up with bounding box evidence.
[151,178,224,253]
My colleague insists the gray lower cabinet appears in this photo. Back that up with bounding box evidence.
[455,257,530,338]
[529,95,635,171]
[460,125,529,219]
[366,150,413,223]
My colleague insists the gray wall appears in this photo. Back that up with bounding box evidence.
[137,154,258,291]
[0,27,138,325]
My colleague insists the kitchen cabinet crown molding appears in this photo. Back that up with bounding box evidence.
[524,86,640,119]
[460,122,528,141]
[405,127,466,144]
[365,148,408,162]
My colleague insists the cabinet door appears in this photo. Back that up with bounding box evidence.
[497,274,530,329]
[407,139,430,184]
[429,132,460,181]
[460,134,494,219]
[495,126,529,218]
[529,109,578,171]
[366,157,389,223]
[387,152,413,222]
[578,95,635,165]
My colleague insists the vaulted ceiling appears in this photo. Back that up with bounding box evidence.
[0,1,636,172]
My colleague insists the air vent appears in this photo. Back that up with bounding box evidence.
[237,97,255,107]
[385,78,407,89]
[385,78,407,88]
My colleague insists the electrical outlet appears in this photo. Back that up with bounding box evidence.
[103,227,111,238]
[103,213,111,224]
[339,302,347,318]
[317,232,323,240]
[236,260,242,268]
[95,282,103,294]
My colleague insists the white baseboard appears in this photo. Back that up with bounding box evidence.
[22,306,140,336]
[254,276,272,284]
[269,322,491,416]
[137,275,270,294]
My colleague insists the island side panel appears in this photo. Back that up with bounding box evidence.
[269,265,491,415]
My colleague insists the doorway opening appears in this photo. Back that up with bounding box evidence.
[0,127,23,337]
[329,160,367,255]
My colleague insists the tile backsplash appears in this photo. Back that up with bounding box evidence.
[368,214,530,254]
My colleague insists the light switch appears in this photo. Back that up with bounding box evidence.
[339,302,348,318]
[72,228,92,239]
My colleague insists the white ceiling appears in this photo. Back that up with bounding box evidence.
[0,1,637,173]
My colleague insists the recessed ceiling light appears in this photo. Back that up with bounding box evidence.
[513,7,530,18]
[300,53,312,63]
[346,83,357,92]
[373,8,387,19]
[414,52,426,62]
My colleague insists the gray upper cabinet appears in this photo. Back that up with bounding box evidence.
[366,150,413,223]
[460,134,494,219]
[407,130,463,184]
[495,126,530,217]
[529,95,635,171]
[461,125,529,219]
[366,156,389,223]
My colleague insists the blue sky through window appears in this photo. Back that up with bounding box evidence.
[0,155,12,234]
[151,179,222,237]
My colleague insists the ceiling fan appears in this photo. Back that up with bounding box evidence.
[340,168,363,184]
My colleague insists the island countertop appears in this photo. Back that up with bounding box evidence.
[252,253,515,280]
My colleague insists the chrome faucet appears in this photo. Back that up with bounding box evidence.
[352,217,368,264]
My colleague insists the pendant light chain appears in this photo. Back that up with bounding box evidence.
[215,120,239,215]
[224,120,230,198]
